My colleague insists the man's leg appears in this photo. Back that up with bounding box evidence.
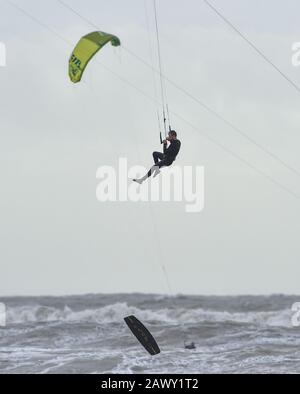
[134,159,172,184]
[133,154,174,184]
[148,158,170,178]
[153,151,164,165]
[133,152,163,184]
[133,164,161,184]
[135,165,159,183]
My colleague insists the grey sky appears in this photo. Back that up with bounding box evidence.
[1,0,300,296]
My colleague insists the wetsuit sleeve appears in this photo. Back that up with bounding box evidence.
[163,142,168,154]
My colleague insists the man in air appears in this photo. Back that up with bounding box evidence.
[133,130,181,184]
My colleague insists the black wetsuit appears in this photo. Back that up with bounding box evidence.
[154,139,181,166]
[148,139,181,177]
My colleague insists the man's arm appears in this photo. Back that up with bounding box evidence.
[163,141,168,154]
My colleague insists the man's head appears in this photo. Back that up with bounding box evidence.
[168,130,177,141]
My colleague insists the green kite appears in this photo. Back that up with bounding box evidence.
[69,31,121,83]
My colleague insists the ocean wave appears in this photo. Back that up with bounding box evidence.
[5,302,293,327]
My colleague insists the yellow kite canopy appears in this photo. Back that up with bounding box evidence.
[69,31,121,83]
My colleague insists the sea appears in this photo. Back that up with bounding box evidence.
[0,294,300,374]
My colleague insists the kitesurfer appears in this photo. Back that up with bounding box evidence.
[133,130,181,184]
[185,342,196,350]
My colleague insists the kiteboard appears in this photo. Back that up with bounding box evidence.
[124,315,161,356]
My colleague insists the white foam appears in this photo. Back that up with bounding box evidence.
[5,302,293,328]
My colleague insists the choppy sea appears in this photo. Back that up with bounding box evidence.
[1,294,300,374]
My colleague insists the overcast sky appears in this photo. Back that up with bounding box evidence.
[1,0,300,296]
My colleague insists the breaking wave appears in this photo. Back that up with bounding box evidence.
[6,302,293,328]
